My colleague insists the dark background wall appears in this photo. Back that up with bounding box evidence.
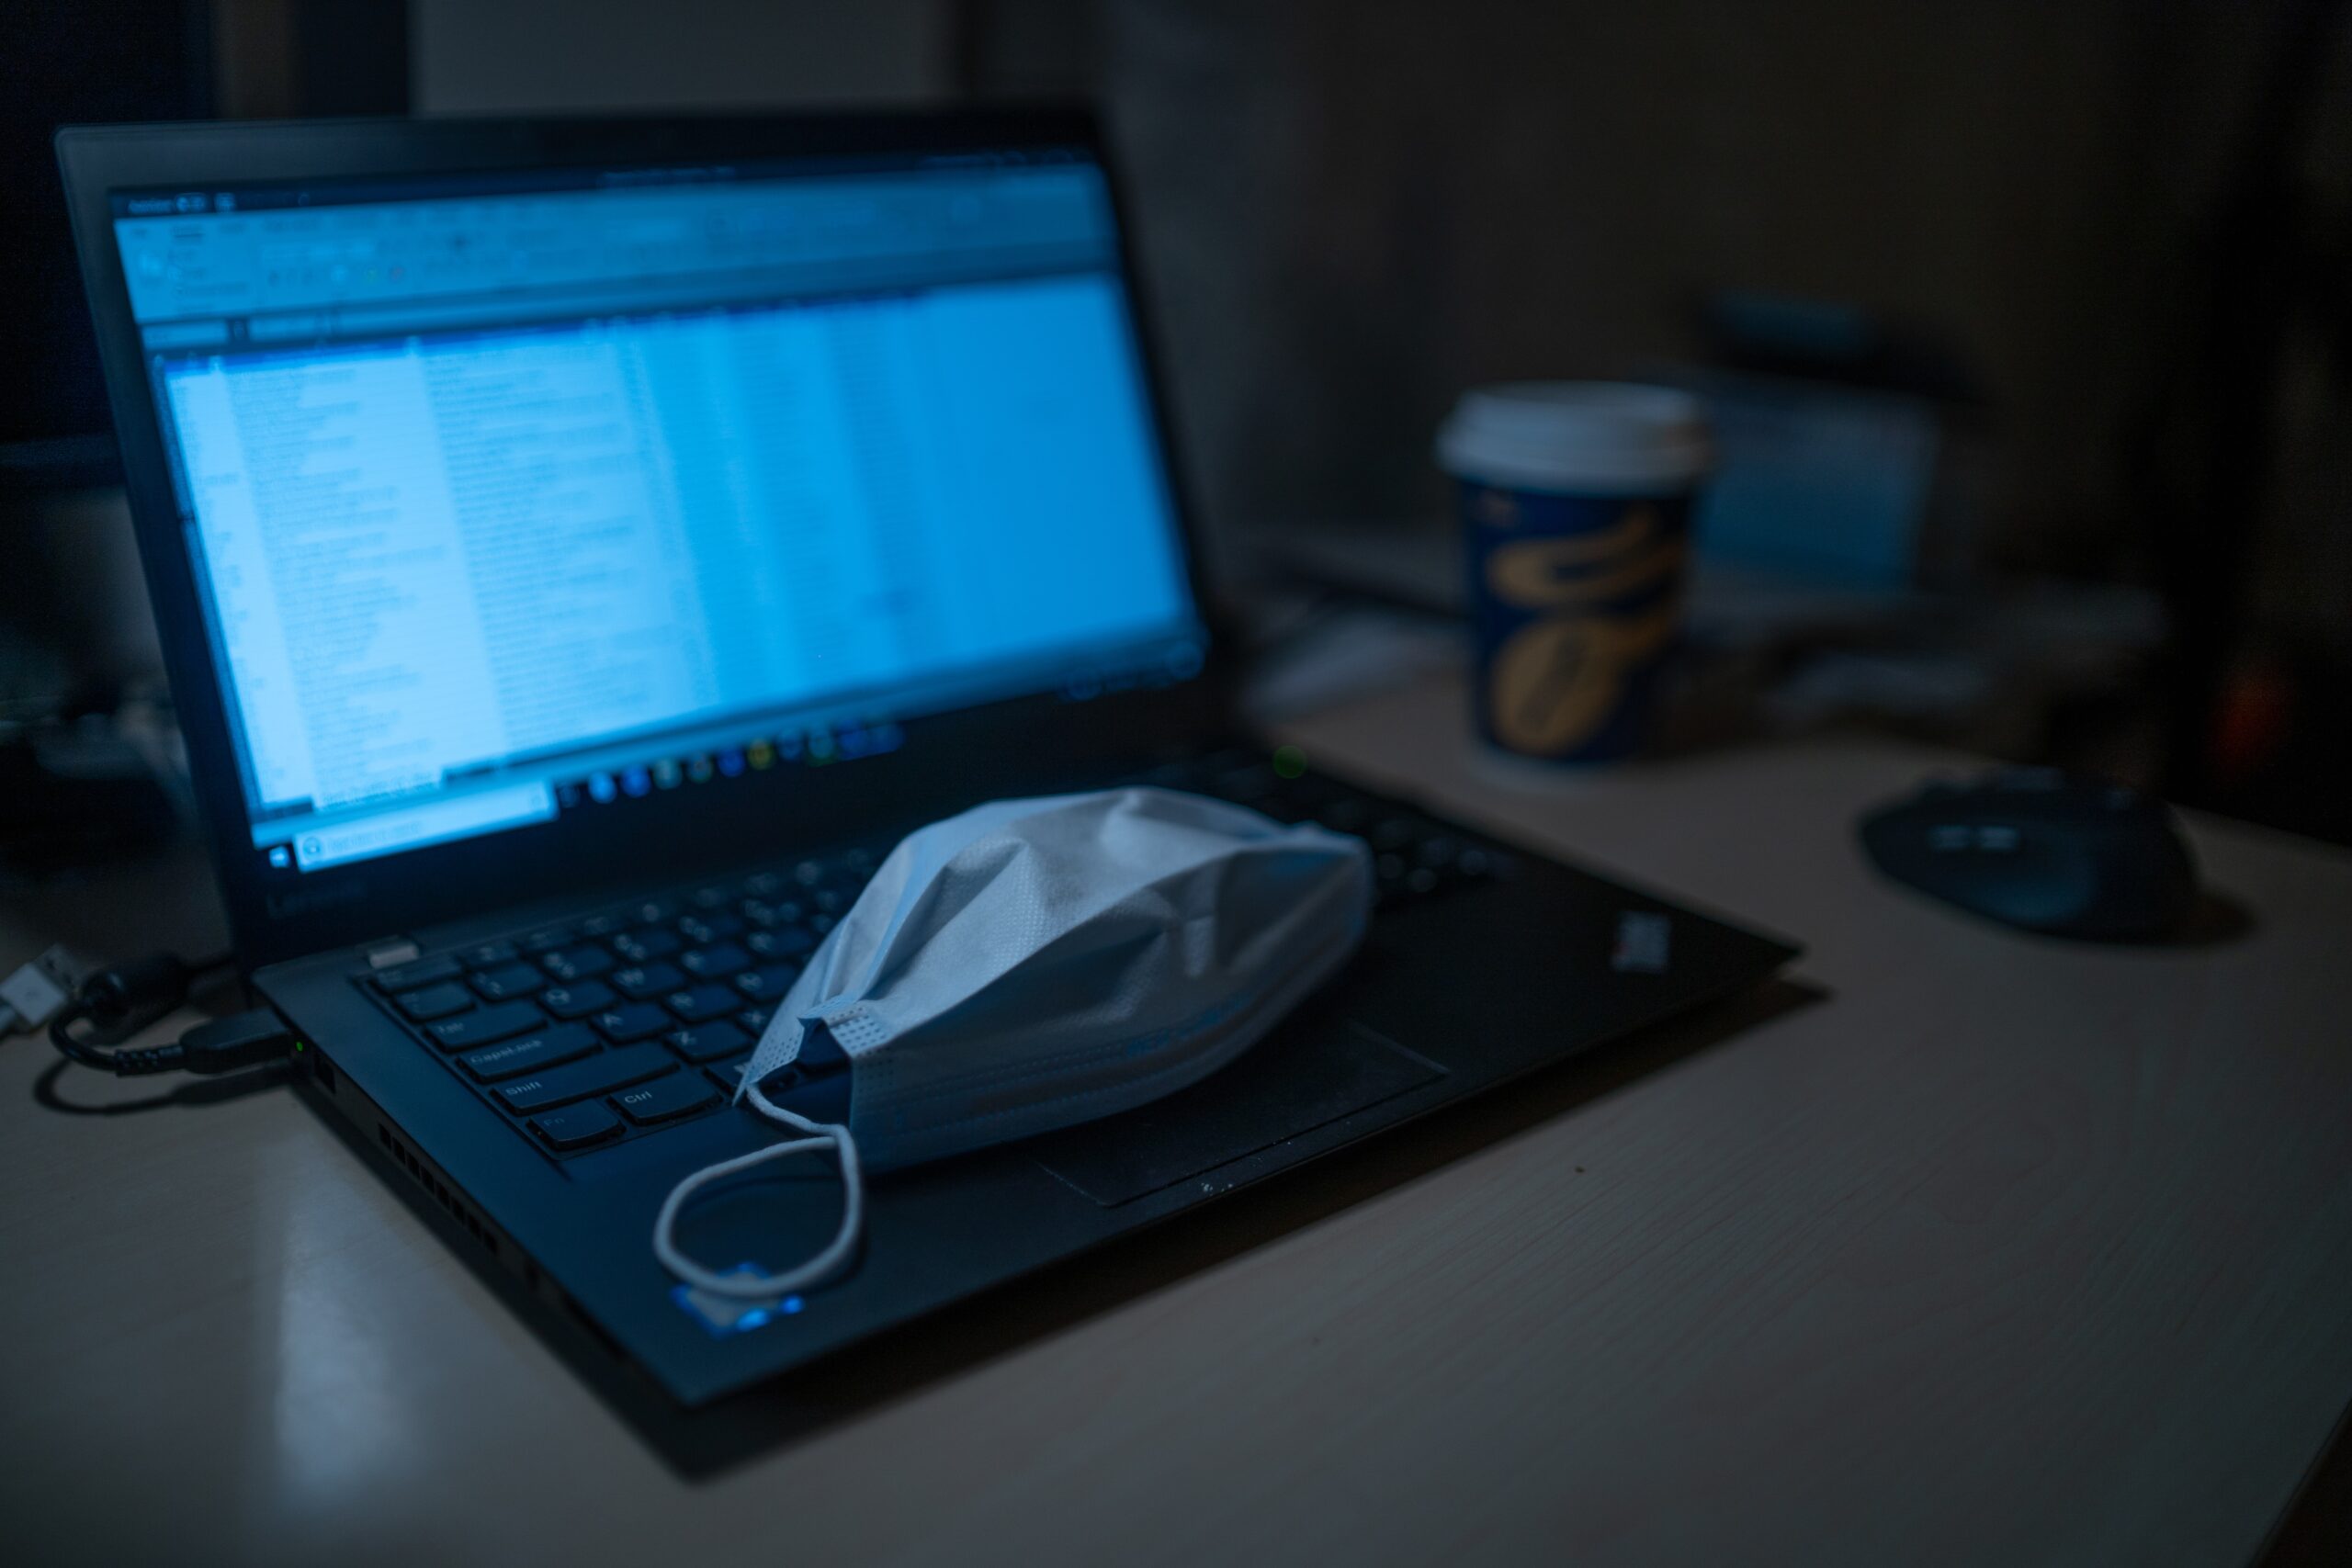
[977,5,2340,589]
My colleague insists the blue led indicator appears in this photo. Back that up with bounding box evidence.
[670,1269,810,1337]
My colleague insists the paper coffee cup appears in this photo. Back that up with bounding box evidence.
[1438,383,1712,764]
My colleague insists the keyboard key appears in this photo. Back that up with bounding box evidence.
[428,1001,545,1052]
[522,926,574,953]
[666,1020,750,1063]
[738,1004,775,1035]
[611,1072,719,1126]
[457,1023,599,1083]
[688,886,735,910]
[681,942,750,980]
[611,927,682,964]
[741,898,800,928]
[1215,763,1279,801]
[393,981,475,1022]
[733,964,800,1000]
[577,912,628,938]
[469,962,546,1002]
[1277,773,1343,808]
[610,961,685,1000]
[531,1100,622,1151]
[542,944,615,983]
[457,941,519,970]
[540,980,618,1020]
[742,871,786,897]
[1457,845,1512,879]
[747,927,817,961]
[704,1055,753,1095]
[374,954,461,993]
[678,912,743,945]
[494,1044,673,1114]
[626,897,677,927]
[663,984,741,1023]
[590,1002,671,1043]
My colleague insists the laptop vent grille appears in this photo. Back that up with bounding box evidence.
[378,1123,501,1261]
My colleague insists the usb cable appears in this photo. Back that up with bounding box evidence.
[41,948,299,1077]
[75,1008,304,1077]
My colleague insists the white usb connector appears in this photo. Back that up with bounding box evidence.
[0,945,92,1036]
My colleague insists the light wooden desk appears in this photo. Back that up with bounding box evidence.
[5,672,2350,1566]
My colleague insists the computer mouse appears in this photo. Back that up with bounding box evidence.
[1858,768,2198,941]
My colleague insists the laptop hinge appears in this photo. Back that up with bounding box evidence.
[361,938,423,970]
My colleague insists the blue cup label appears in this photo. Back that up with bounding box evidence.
[1463,483,1690,761]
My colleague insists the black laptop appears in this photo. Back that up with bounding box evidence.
[59,111,1795,1413]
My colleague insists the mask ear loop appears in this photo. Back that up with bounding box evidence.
[651,1084,865,1300]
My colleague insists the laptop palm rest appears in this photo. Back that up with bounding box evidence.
[1027,1018,1446,1207]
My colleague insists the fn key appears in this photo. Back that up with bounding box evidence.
[612,1073,719,1126]
[530,1100,621,1151]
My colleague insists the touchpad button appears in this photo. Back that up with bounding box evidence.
[1029,1019,1444,1207]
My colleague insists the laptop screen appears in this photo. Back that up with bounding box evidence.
[107,151,1204,876]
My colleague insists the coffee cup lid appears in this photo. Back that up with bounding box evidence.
[1437,381,1712,493]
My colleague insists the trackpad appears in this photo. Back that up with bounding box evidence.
[1030,1019,1445,1206]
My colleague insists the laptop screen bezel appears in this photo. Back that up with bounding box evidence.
[59,110,1233,968]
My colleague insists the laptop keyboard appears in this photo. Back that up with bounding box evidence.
[358,751,1516,1159]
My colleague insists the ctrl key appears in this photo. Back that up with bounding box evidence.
[531,1100,622,1152]
[611,1072,719,1126]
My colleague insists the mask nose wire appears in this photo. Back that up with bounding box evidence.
[650,1085,865,1300]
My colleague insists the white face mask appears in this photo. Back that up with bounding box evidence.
[653,786,1372,1299]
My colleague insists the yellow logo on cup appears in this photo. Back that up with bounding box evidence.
[1484,502,1683,756]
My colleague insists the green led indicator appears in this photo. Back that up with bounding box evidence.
[1272,744,1306,780]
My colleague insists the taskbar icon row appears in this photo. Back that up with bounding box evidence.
[553,719,906,811]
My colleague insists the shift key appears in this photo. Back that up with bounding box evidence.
[493,1043,675,1114]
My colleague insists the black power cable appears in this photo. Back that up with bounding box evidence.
[46,949,298,1077]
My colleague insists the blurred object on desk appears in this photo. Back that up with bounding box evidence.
[1236,522,2165,782]
[0,487,164,709]
[1647,290,1989,594]
[0,683,190,883]
[1238,595,1463,726]
[1667,367,1950,588]
[0,483,187,883]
